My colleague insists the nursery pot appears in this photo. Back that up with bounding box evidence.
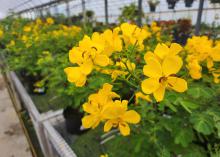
[149,3,156,12]
[167,0,177,9]
[185,0,193,7]
[63,106,84,134]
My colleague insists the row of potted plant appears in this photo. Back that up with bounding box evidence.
[1,15,220,156]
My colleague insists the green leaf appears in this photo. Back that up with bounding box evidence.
[187,87,200,99]
[158,147,171,157]
[174,128,194,147]
[206,108,220,138]
[181,144,207,157]
[190,113,215,135]
[216,122,220,138]
[187,86,214,100]
[180,100,199,113]
[166,102,177,112]
[161,99,177,112]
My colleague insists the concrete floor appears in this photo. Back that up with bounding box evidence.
[0,74,32,157]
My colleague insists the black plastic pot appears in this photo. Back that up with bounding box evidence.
[149,3,156,12]
[63,106,85,135]
[210,0,220,4]
[167,0,178,9]
[185,0,194,7]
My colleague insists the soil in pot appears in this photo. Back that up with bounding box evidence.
[63,106,86,135]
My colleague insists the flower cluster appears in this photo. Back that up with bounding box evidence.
[82,83,141,136]
[141,43,187,102]
[64,23,151,87]
[185,36,220,80]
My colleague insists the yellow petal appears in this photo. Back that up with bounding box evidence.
[143,57,162,78]
[103,101,127,119]
[104,120,114,132]
[135,92,152,104]
[82,115,100,129]
[189,69,202,80]
[122,110,141,124]
[75,75,87,87]
[207,57,214,69]
[102,106,121,119]
[167,77,187,92]
[119,122,130,136]
[170,43,182,55]
[144,51,155,63]
[81,60,93,75]
[162,55,183,76]
[64,67,81,82]
[69,47,83,64]
[141,78,160,94]
[103,29,112,42]
[154,43,170,60]
[83,102,96,114]
[94,54,110,66]
[114,38,122,52]
[102,83,113,92]
[153,85,166,102]
[211,46,220,61]
[121,23,135,36]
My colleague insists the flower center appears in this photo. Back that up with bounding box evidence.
[159,76,167,83]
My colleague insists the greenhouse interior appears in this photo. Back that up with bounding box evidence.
[0,0,220,157]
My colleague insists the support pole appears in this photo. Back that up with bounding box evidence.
[195,0,204,35]
[54,5,59,15]
[104,0,109,25]
[82,0,86,26]
[65,0,71,25]
[137,0,142,26]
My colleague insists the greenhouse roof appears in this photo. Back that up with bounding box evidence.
[0,0,52,18]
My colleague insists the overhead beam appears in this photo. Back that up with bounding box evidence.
[16,0,69,15]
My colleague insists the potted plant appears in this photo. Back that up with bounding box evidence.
[210,0,220,3]
[185,0,194,7]
[118,3,142,23]
[148,0,160,12]
[167,0,178,9]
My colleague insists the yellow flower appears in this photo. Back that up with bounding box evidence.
[6,40,15,48]
[102,28,122,55]
[23,26,31,32]
[185,36,220,78]
[111,70,128,80]
[64,67,88,87]
[141,54,187,102]
[100,154,108,157]
[21,35,28,42]
[66,31,121,87]
[147,43,183,61]
[135,92,152,104]
[103,100,141,136]
[211,69,220,83]
[115,59,136,72]
[0,29,4,38]
[208,43,220,69]
[185,36,212,62]
[36,18,42,25]
[187,59,202,80]
[151,21,161,34]
[46,17,54,25]
[120,23,150,50]
[82,83,120,129]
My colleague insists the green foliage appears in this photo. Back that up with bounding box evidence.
[190,113,215,135]
[118,3,143,23]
